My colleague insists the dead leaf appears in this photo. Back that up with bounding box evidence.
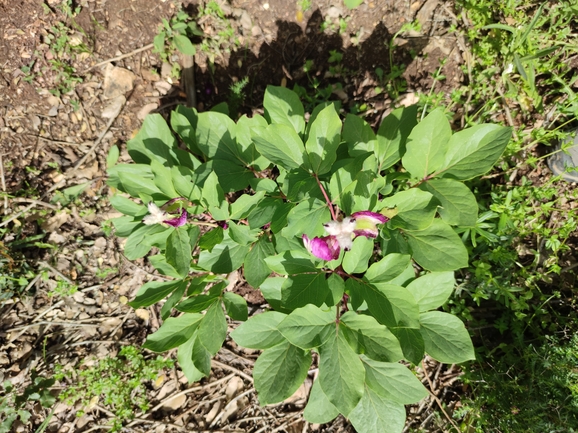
[161,393,187,412]
[41,211,69,232]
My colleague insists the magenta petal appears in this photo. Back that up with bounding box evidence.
[351,211,388,224]
[303,234,340,260]
[164,210,188,227]
[353,228,379,239]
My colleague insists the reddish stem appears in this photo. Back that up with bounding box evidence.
[314,173,337,221]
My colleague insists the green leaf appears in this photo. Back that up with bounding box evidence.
[110,195,145,216]
[244,237,275,287]
[370,283,420,329]
[173,34,196,55]
[106,144,120,168]
[192,335,212,376]
[148,254,181,279]
[303,379,340,424]
[390,327,425,364]
[166,227,191,278]
[118,171,161,197]
[178,335,207,383]
[231,311,287,349]
[223,291,248,321]
[438,124,512,180]
[248,197,283,229]
[278,305,335,349]
[406,272,455,312]
[420,178,478,226]
[175,283,224,313]
[171,166,200,200]
[198,232,250,273]
[264,250,318,275]
[129,280,186,308]
[212,159,255,193]
[282,168,324,202]
[281,273,330,309]
[402,108,451,179]
[252,124,307,171]
[349,385,406,433]
[404,219,469,271]
[305,104,342,174]
[143,313,203,352]
[364,253,411,283]
[151,159,179,198]
[127,113,179,165]
[376,105,417,170]
[227,221,259,245]
[263,85,305,134]
[343,0,364,8]
[198,227,224,251]
[318,328,365,416]
[361,356,428,404]
[419,311,475,363]
[382,189,438,230]
[197,301,227,355]
[254,341,311,405]
[123,224,168,260]
[282,198,331,239]
[343,236,374,274]
[195,111,241,162]
[170,106,200,155]
[236,114,269,168]
[342,114,376,157]
[259,277,287,313]
[201,171,229,220]
[340,311,404,362]
[160,281,187,320]
[326,273,345,306]
[328,154,378,215]
[271,202,294,233]
[229,191,266,220]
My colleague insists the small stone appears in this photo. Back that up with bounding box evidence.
[326,6,342,18]
[102,65,135,99]
[48,232,66,244]
[101,95,125,119]
[134,308,150,321]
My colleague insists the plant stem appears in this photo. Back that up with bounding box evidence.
[314,173,337,220]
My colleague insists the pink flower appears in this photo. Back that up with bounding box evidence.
[302,234,341,261]
[163,209,188,227]
[142,199,188,228]
[302,211,388,261]
[351,211,388,238]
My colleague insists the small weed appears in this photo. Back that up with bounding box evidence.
[56,346,174,432]
[95,266,118,280]
[458,334,578,432]
[228,77,249,118]
[0,373,55,433]
[297,0,312,13]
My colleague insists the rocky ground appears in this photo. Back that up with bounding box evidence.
[1,0,478,431]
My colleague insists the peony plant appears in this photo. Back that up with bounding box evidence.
[106,86,511,433]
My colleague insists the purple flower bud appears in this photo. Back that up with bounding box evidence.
[163,209,188,227]
[302,234,341,261]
